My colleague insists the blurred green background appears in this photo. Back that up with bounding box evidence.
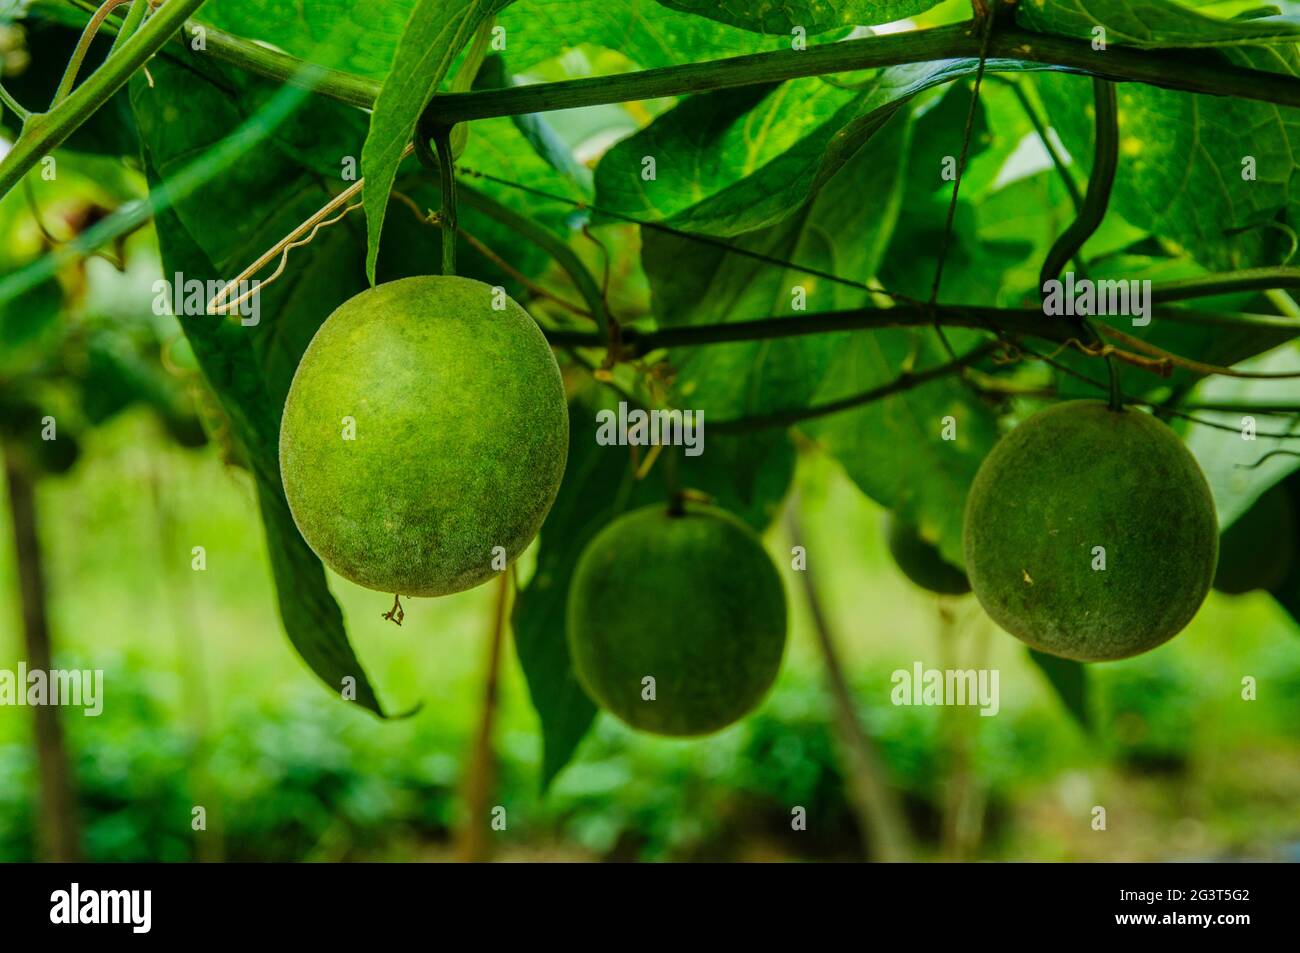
[2,357,1299,861]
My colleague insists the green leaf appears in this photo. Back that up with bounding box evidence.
[194,0,769,84]
[655,0,940,35]
[1035,67,1297,270]
[197,0,416,79]
[499,0,769,72]
[801,331,1001,568]
[516,390,794,787]
[1184,345,1300,530]
[596,58,1050,237]
[641,108,913,420]
[1017,0,1300,49]
[1028,648,1092,730]
[631,85,999,566]
[361,0,514,283]
[473,54,593,195]
[0,276,60,378]
[1267,468,1300,628]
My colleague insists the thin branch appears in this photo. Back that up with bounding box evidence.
[784,496,916,862]
[0,0,209,200]
[457,181,617,353]
[454,570,511,864]
[433,127,458,276]
[548,304,1298,364]
[0,81,30,120]
[94,12,1300,124]
[1152,267,1300,304]
[52,0,134,107]
[1019,342,1300,439]
[711,342,1001,433]
[1099,324,1300,379]
[107,0,149,59]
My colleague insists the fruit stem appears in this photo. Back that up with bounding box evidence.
[433,125,458,276]
[381,593,405,626]
[1105,351,1123,412]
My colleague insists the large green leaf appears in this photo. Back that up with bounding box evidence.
[628,79,1001,565]
[1035,62,1297,271]
[361,0,514,283]
[1017,0,1300,48]
[195,0,768,80]
[801,331,1001,568]
[655,0,940,35]
[197,0,414,78]
[1028,648,1092,730]
[1267,468,1300,629]
[499,0,768,72]
[641,108,912,420]
[1184,345,1300,530]
[596,58,1049,237]
[516,390,794,786]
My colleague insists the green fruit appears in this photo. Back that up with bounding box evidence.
[963,400,1218,662]
[567,502,787,736]
[1214,484,1294,595]
[279,275,568,597]
[884,513,970,595]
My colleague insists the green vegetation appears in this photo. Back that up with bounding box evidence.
[1215,485,1295,596]
[884,514,970,596]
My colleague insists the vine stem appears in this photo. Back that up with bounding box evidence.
[1039,78,1123,409]
[246,22,1300,118]
[433,127,458,276]
[0,0,208,200]
[0,82,29,120]
[929,14,993,308]
[107,0,149,59]
[455,569,511,864]
[711,342,1001,433]
[458,183,616,354]
[784,496,916,862]
[67,7,1300,120]
[545,304,1298,362]
[52,0,134,107]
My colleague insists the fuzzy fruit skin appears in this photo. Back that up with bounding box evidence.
[567,503,787,736]
[279,275,568,597]
[1214,484,1294,595]
[963,400,1218,662]
[884,514,970,595]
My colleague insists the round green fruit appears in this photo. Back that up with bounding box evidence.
[884,513,970,596]
[567,502,787,736]
[1213,484,1294,595]
[962,400,1218,661]
[279,275,568,597]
